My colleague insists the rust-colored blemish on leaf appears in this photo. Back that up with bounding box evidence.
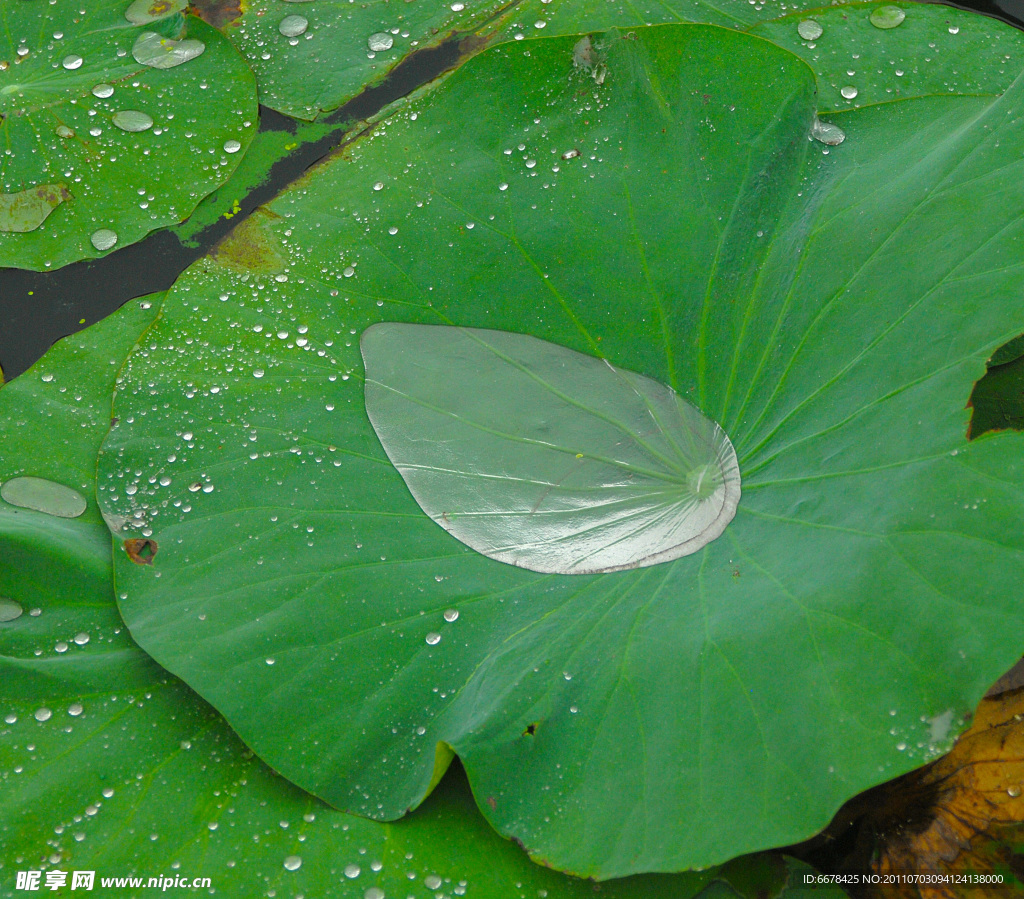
[486,796,496,811]
[210,208,285,274]
[189,0,243,28]
[124,538,158,565]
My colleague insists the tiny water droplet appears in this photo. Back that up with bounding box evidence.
[443,609,459,622]
[425,632,441,645]
[279,15,308,37]
[869,5,906,29]
[0,598,24,622]
[283,856,302,871]
[35,707,52,722]
[62,54,83,70]
[797,19,822,40]
[91,229,118,251]
[112,110,154,132]
[368,33,393,52]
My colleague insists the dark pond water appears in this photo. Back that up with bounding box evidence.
[1,3,1023,380]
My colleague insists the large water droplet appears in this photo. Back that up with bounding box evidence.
[1,476,87,519]
[869,5,906,29]
[0,598,24,622]
[425,632,441,646]
[280,15,308,37]
[443,609,459,622]
[811,117,845,146]
[133,31,206,69]
[223,139,241,154]
[55,125,74,139]
[364,889,385,899]
[368,33,393,52]
[68,702,83,716]
[344,864,361,879]
[424,875,443,890]
[35,707,52,722]
[797,19,822,40]
[125,0,187,25]
[91,83,114,98]
[283,855,302,871]
[91,229,118,251]
[62,54,83,70]
[112,110,154,133]
[840,85,859,100]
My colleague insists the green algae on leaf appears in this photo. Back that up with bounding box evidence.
[97,17,1024,881]
[0,4,257,270]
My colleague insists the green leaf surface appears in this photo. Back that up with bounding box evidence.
[0,4,257,270]
[361,323,741,573]
[0,299,723,899]
[219,0,512,121]
[97,18,1024,879]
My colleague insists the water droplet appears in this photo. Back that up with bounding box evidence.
[56,125,74,138]
[1008,785,1021,798]
[112,110,154,132]
[68,703,83,716]
[364,889,385,899]
[948,24,960,34]
[810,117,845,146]
[450,1,465,9]
[443,609,459,622]
[368,33,393,52]
[425,632,441,645]
[797,19,822,40]
[4,713,16,724]
[424,875,442,890]
[91,83,114,99]
[840,85,858,100]
[35,707,52,722]
[283,856,302,871]
[74,632,90,646]
[133,31,206,69]
[869,5,906,29]
[62,54,83,70]
[266,657,276,666]
[125,0,186,25]
[280,15,308,37]
[344,864,361,879]
[1,477,87,518]
[91,229,118,251]
[372,181,384,191]
[0,599,24,622]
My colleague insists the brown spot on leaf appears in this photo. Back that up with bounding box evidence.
[189,0,243,28]
[210,208,285,274]
[487,796,496,811]
[124,538,158,565]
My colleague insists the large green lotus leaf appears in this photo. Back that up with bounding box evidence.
[97,24,1024,877]
[0,299,726,899]
[0,4,257,270]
